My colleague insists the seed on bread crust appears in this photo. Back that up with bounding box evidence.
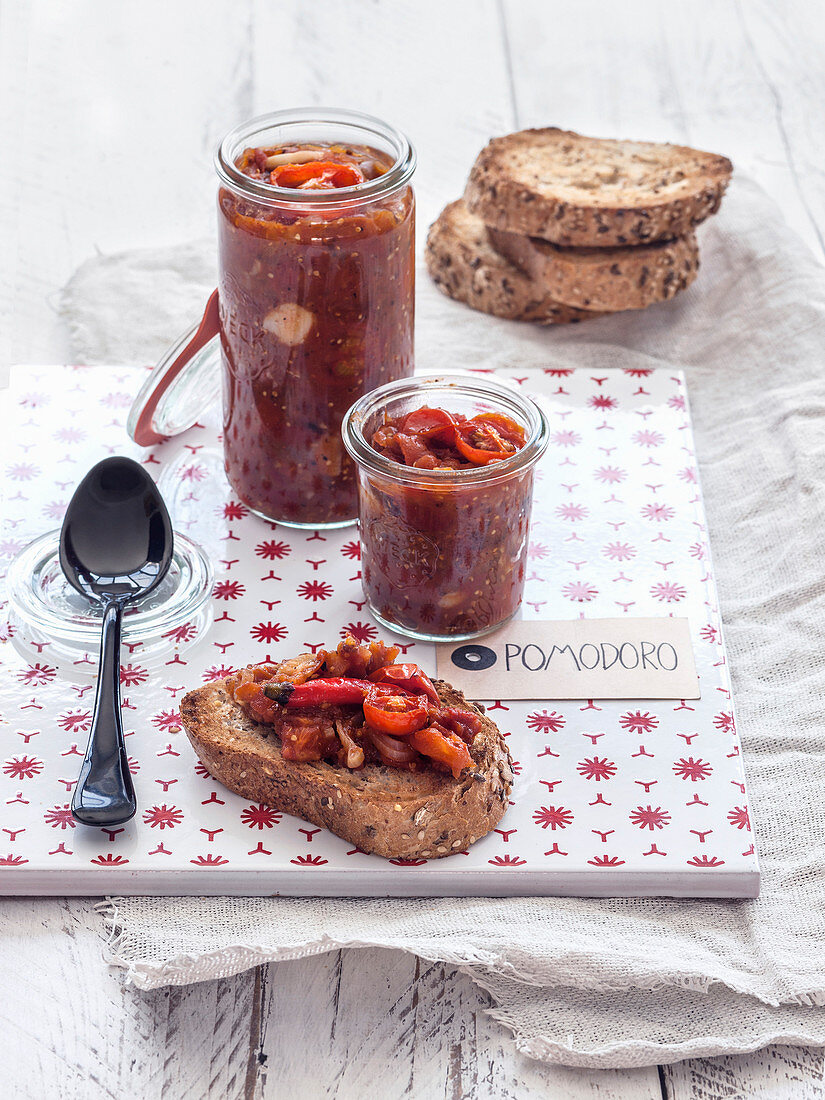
[488,227,699,311]
[465,127,732,247]
[425,199,604,324]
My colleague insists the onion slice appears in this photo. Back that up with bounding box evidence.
[367,728,419,765]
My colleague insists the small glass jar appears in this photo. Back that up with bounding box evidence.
[342,374,549,640]
[215,108,416,528]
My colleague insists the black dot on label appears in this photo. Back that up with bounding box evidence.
[451,644,497,672]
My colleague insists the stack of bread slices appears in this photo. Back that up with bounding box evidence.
[425,128,732,324]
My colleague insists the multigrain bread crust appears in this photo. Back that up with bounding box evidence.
[487,226,700,312]
[425,198,602,325]
[465,128,732,247]
[180,679,514,859]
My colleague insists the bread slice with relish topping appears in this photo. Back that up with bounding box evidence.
[180,675,513,860]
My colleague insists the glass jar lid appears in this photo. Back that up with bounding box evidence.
[126,290,220,446]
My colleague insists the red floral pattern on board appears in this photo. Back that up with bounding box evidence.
[44,804,75,829]
[119,664,149,687]
[143,804,184,829]
[714,713,736,734]
[556,503,589,522]
[641,503,675,523]
[58,710,92,733]
[221,501,249,521]
[563,581,598,602]
[620,711,659,734]
[341,621,378,643]
[629,806,671,830]
[603,541,636,561]
[533,806,574,830]
[3,756,44,779]
[633,430,664,448]
[16,663,57,687]
[241,804,282,830]
[297,580,334,601]
[589,394,618,411]
[673,758,712,781]
[250,622,288,644]
[551,429,581,447]
[255,540,291,560]
[650,582,686,603]
[594,466,627,484]
[152,711,182,733]
[203,665,236,682]
[577,757,617,781]
[526,710,565,733]
[213,580,246,600]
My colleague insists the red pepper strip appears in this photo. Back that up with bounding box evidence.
[270,161,364,189]
[264,677,373,707]
[454,421,517,465]
[470,411,526,448]
[370,663,440,705]
[363,685,430,737]
[408,725,473,779]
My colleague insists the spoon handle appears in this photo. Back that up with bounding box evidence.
[71,600,137,826]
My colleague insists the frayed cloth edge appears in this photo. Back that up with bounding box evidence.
[95,898,825,1007]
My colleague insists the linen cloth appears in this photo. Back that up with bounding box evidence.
[62,178,825,1068]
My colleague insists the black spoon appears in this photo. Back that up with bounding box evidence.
[60,456,174,826]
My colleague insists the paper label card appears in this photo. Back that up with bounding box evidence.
[436,617,700,700]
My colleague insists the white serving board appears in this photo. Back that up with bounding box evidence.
[0,365,758,896]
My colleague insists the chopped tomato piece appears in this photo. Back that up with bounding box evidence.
[470,411,526,447]
[363,684,429,736]
[396,431,433,466]
[408,724,473,778]
[402,407,458,442]
[280,721,339,762]
[370,663,440,704]
[430,705,482,743]
[454,421,517,465]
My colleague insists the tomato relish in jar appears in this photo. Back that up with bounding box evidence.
[342,375,550,640]
[215,109,416,528]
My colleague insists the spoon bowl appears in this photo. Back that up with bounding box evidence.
[60,456,174,826]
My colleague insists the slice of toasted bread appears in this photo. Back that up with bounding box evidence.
[425,199,603,324]
[180,678,513,859]
[487,226,699,311]
[465,128,732,247]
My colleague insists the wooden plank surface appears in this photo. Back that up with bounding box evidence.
[2,1,825,1097]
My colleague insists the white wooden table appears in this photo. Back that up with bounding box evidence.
[3,2,825,1095]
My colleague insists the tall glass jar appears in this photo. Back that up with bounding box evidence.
[215,109,416,528]
[342,374,549,640]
